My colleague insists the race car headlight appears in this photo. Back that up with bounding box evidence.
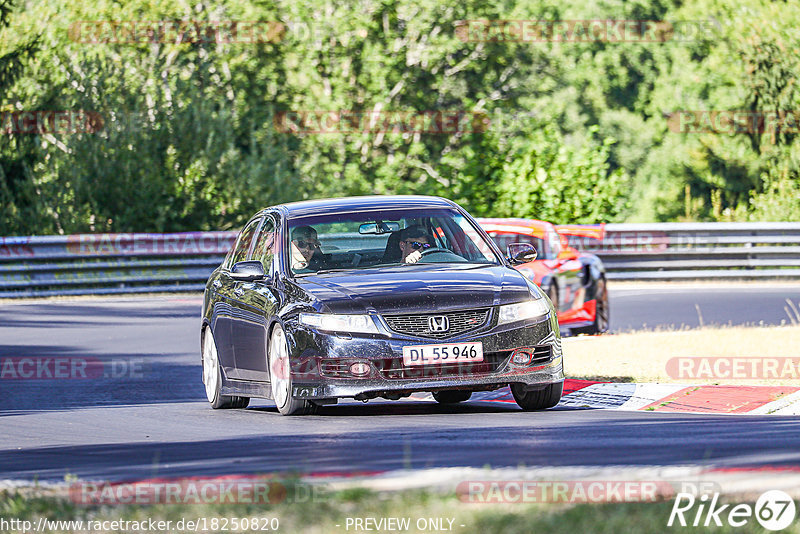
[299,313,380,334]
[497,298,551,325]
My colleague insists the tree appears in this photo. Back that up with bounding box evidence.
[0,0,40,234]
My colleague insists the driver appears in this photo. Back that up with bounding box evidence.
[398,226,434,264]
[290,225,329,271]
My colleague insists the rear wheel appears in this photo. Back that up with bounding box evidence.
[269,324,316,416]
[202,327,249,409]
[432,390,472,404]
[511,382,563,411]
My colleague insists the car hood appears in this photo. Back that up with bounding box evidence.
[292,264,536,315]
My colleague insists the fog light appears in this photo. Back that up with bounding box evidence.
[511,349,533,366]
[350,362,371,376]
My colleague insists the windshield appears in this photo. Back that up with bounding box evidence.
[287,208,500,275]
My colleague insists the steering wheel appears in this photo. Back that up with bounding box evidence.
[416,247,469,263]
[419,247,444,257]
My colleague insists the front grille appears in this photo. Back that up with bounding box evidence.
[378,350,511,379]
[383,308,491,339]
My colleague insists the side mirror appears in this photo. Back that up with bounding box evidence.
[507,243,537,265]
[230,260,266,282]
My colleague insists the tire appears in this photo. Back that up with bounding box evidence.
[432,390,472,404]
[202,327,250,409]
[573,276,609,335]
[269,324,316,416]
[510,382,563,411]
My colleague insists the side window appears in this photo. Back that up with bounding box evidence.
[230,218,262,266]
[251,217,276,272]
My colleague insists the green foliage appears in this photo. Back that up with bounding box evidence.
[490,126,630,223]
[2,0,800,234]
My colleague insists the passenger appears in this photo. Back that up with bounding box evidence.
[291,226,329,271]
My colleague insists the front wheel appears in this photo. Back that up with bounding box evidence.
[432,390,472,404]
[202,327,249,409]
[269,324,316,416]
[510,382,563,411]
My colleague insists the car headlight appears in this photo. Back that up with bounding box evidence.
[497,298,551,325]
[299,313,380,334]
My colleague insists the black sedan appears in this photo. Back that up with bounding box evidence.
[201,196,564,415]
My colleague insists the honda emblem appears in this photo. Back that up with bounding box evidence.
[428,315,450,332]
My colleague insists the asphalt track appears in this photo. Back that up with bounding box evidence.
[2,283,800,483]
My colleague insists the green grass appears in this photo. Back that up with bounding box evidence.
[1,481,796,534]
[563,324,800,385]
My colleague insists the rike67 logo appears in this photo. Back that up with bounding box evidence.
[669,490,796,531]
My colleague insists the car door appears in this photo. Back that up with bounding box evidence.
[230,214,280,381]
[214,216,262,379]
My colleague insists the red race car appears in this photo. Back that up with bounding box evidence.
[478,218,609,335]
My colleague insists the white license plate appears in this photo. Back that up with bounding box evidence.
[402,342,483,366]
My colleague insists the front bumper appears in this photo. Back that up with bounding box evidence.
[286,312,564,400]
[557,299,597,329]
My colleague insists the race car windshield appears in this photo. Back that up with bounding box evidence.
[487,232,546,259]
[287,208,501,275]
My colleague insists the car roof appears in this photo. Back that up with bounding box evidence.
[271,195,458,218]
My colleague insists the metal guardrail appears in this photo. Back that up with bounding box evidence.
[559,222,800,281]
[1,223,800,297]
[0,232,236,298]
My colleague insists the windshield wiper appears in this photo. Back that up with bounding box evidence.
[295,268,357,276]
